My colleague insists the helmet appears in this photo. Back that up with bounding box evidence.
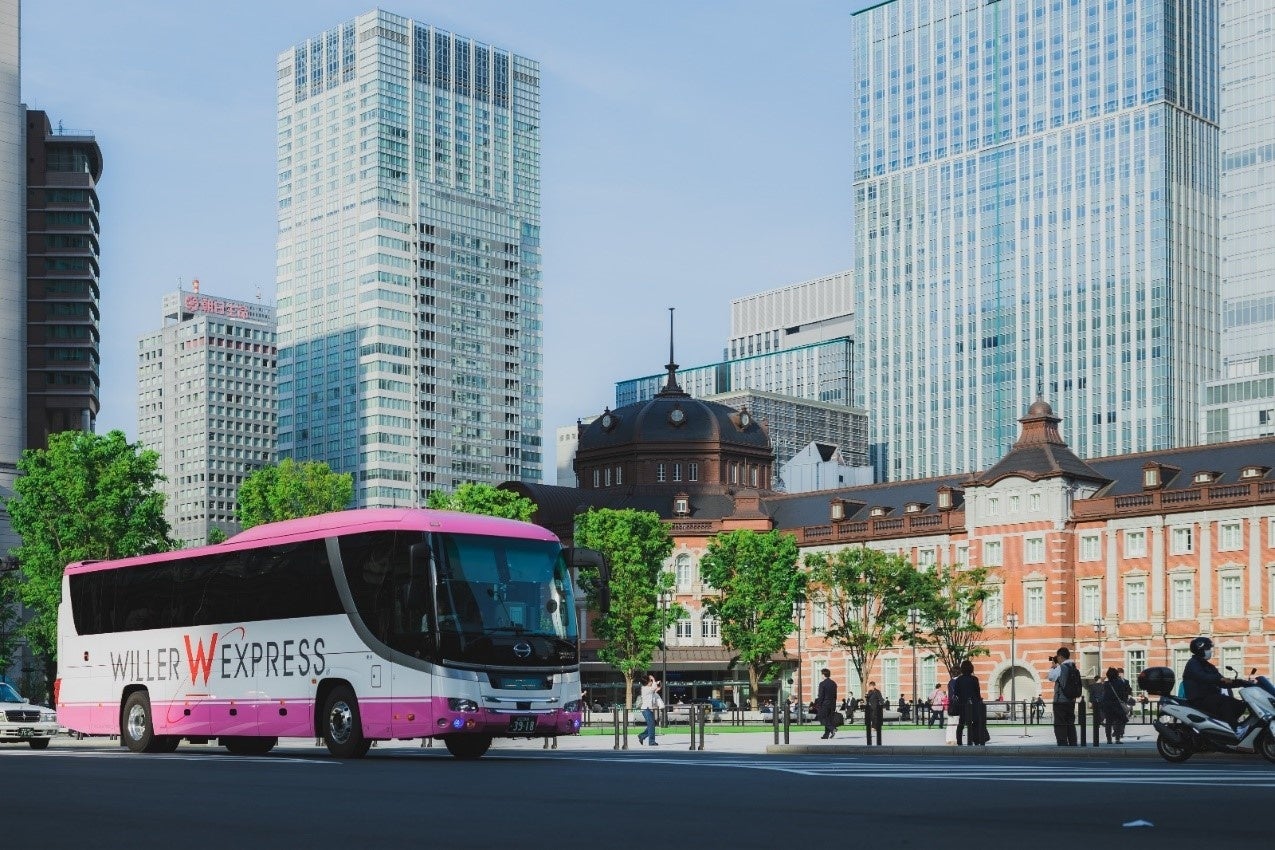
[1190,636,1213,656]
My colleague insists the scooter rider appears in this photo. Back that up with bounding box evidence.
[1183,636,1247,724]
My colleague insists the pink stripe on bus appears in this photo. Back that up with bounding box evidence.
[65,507,558,574]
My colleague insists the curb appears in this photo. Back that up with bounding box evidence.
[766,744,1163,758]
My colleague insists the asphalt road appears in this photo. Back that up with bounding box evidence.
[2,741,1271,848]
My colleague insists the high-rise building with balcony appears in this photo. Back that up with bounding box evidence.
[1,0,24,559]
[854,0,1220,480]
[137,288,277,546]
[1200,0,1275,443]
[24,110,102,449]
[275,10,543,506]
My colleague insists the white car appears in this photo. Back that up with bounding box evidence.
[0,682,58,749]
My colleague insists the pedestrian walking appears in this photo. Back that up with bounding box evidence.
[951,659,987,745]
[636,674,663,746]
[1098,666,1133,743]
[865,681,885,736]
[928,683,945,728]
[1047,646,1079,746]
[815,668,839,739]
[944,668,961,744]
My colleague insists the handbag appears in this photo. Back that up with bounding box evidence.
[832,711,845,728]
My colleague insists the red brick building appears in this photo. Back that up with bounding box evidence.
[512,387,1275,707]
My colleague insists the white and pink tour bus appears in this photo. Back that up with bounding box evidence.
[56,508,599,759]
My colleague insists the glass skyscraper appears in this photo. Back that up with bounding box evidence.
[853,0,1219,480]
[275,10,543,506]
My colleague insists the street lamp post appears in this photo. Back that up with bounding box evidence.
[660,590,671,724]
[1006,612,1020,716]
[907,608,921,721]
[794,593,806,723]
[1093,616,1107,678]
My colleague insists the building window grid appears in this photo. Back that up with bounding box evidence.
[1171,576,1195,620]
[1025,584,1045,625]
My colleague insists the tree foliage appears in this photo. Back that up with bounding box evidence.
[804,546,931,691]
[916,564,992,676]
[235,458,354,530]
[206,527,228,545]
[572,508,678,706]
[426,483,535,522]
[3,430,173,693]
[698,529,803,709]
[0,569,20,678]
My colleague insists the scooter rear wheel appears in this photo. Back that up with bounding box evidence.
[1257,731,1275,765]
[1156,732,1192,763]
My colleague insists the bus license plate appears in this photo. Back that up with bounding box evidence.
[507,716,537,734]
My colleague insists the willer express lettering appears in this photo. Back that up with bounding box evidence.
[108,633,326,683]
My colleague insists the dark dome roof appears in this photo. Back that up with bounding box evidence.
[580,393,770,452]
[1026,398,1056,417]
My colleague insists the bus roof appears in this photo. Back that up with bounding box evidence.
[63,508,559,575]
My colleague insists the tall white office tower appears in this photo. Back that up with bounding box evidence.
[275,10,543,507]
[853,0,1219,481]
[1,0,24,557]
[1200,0,1275,443]
[137,289,277,546]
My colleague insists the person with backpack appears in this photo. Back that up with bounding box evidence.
[1047,646,1081,746]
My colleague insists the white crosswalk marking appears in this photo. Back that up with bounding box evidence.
[557,755,1275,787]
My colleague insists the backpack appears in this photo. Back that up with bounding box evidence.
[1062,663,1083,701]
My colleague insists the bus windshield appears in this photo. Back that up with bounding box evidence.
[434,533,578,668]
[337,529,577,668]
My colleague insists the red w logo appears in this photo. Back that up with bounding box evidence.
[183,633,219,685]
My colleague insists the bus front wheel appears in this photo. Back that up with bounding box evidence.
[444,734,492,760]
[321,685,371,759]
[121,691,174,754]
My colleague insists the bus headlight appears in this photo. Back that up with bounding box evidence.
[447,698,479,713]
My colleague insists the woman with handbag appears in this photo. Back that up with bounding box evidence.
[1098,666,1133,743]
[951,659,987,746]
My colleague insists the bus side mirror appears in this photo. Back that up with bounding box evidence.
[563,547,610,616]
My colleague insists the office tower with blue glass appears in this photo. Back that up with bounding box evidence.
[275,10,543,505]
[853,0,1219,480]
[1200,0,1275,443]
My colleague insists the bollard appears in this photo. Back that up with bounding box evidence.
[688,704,698,750]
[614,705,622,750]
[1092,700,1102,747]
[698,704,707,751]
[1078,698,1087,746]
[783,700,791,744]
[773,702,780,745]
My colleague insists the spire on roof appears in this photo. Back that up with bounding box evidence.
[658,306,688,397]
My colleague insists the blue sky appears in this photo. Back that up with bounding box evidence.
[22,1,868,479]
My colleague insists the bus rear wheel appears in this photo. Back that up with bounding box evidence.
[321,685,371,759]
[444,734,492,760]
[223,736,278,756]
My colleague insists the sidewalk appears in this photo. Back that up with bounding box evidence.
[35,724,1163,758]
[493,722,1162,758]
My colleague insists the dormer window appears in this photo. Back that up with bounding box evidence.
[905,502,927,514]
[830,499,847,522]
[937,486,962,511]
[1192,470,1221,485]
[673,493,690,517]
[1242,465,1269,480]
[869,506,889,518]
[1142,465,1160,489]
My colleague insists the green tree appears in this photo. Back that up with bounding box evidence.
[426,483,535,521]
[0,565,21,678]
[235,458,354,530]
[698,529,804,709]
[917,564,992,676]
[805,546,930,692]
[3,430,173,697]
[572,508,677,707]
[206,527,228,545]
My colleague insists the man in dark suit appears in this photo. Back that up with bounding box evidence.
[816,668,839,739]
